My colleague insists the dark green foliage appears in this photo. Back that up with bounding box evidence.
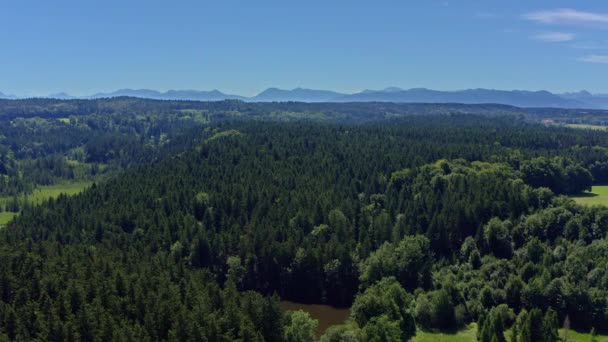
[362,315,401,342]
[542,309,559,342]
[0,103,607,339]
[431,290,457,331]
[359,235,432,291]
[520,157,593,195]
[479,305,514,342]
[518,308,544,342]
[483,218,513,259]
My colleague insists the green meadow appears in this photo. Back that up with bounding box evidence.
[0,212,16,225]
[411,324,607,342]
[0,181,91,225]
[411,324,478,342]
[565,123,608,131]
[570,185,608,206]
[560,329,608,342]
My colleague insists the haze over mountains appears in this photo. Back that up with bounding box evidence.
[0,92,17,100]
[2,87,608,109]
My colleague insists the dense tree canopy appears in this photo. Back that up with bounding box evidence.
[0,99,607,340]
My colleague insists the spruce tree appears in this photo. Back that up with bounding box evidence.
[542,309,558,342]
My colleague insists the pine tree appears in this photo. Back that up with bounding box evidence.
[4,306,17,341]
[480,315,493,342]
[510,323,518,342]
[542,309,558,342]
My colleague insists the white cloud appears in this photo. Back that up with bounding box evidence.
[524,8,608,25]
[578,55,608,63]
[571,41,608,50]
[533,32,575,42]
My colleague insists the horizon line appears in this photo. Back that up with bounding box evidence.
[0,86,604,99]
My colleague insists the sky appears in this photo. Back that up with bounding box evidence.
[1,0,608,96]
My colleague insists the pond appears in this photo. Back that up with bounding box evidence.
[280,301,351,339]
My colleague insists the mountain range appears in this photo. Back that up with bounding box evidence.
[0,92,17,100]
[2,87,608,109]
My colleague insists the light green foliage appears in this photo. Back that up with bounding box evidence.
[6,181,90,205]
[411,323,608,342]
[483,218,513,258]
[565,124,608,131]
[0,181,90,224]
[226,255,246,286]
[351,277,416,342]
[206,129,243,142]
[410,323,478,342]
[362,315,401,342]
[0,212,15,225]
[283,310,319,342]
[558,328,608,342]
[320,324,360,342]
[359,235,432,291]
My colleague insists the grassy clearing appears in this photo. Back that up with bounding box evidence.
[0,181,91,225]
[570,185,608,206]
[207,129,243,142]
[411,324,478,342]
[57,117,71,124]
[411,324,606,342]
[0,211,16,225]
[27,181,91,204]
[560,328,608,342]
[565,123,608,131]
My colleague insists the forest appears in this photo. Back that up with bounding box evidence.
[0,98,607,341]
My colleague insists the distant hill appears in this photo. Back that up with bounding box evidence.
[337,88,587,108]
[48,92,76,100]
[0,92,17,99]
[251,87,346,102]
[560,91,608,109]
[88,89,245,101]
[5,87,608,109]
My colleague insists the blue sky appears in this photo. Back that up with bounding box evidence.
[1,0,607,96]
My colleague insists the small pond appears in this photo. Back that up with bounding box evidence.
[280,301,351,339]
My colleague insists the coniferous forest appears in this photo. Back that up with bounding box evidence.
[1,98,608,341]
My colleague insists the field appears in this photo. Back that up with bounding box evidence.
[506,328,608,342]
[411,324,478,342]
[565,123,608,131]
[28,181,90,203]
[570,185,608,206]
[0,181,91,225]
[411,324,607,342]
[0,212,16,225]
[561,329,608,342]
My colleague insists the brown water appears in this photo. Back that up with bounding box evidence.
[280,301,351,339]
